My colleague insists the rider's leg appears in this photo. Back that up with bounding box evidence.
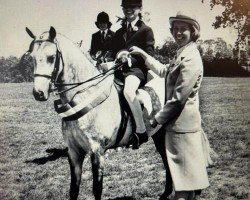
[123,75,146,134]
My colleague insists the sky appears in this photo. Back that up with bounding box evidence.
[0,0,238,58]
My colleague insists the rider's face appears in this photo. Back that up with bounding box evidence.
[122,6,141,22]
[98,22,108,31]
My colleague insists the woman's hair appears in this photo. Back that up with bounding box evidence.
[170,21,200,42]
[189,24,200,42]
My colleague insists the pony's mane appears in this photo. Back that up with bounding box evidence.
[56,33,92,65]
[54,33,99,82]
[38,31,95,68]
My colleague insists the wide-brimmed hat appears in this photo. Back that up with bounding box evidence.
[169,11,200,31]
[95,12,112,28]
[121,0,142,7]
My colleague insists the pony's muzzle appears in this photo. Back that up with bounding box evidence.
[33,88,48,101]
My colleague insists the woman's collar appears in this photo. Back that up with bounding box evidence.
[177,41,194,57]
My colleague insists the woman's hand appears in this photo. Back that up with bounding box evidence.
[129,46,147,60]
[150,118,158,128]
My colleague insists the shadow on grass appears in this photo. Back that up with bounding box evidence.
[25,148,68,165]
[108,197,134,200]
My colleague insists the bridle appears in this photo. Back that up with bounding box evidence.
[29,38,123,95]
[34,49,63,84]
[29,38,63,84]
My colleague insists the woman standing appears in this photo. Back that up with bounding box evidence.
[130,11,211,200]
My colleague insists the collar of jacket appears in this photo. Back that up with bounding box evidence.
[127,16,140,28]
[100,29,108,36]
[176,42,197,62]
[168,42,198,73]
[122,20,144,42]
[122,19,144,30]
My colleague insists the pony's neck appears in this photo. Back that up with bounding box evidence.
[58,34,98,82]
[56,34,100,100]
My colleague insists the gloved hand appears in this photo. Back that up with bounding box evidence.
[116,50,132,67]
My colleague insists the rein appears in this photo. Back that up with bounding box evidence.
[54,62,123,95]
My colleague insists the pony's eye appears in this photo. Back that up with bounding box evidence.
[47,55,55,63]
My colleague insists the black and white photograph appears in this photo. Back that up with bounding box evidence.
[0,0,249,199]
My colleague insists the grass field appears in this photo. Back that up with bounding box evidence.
[0,77,249,200]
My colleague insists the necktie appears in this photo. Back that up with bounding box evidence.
[127,23,133,39]
[101,31,105,42]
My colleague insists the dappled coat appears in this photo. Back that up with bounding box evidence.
[146,42,210,190]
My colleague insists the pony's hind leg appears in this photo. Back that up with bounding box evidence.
[91,152,105,200]
[68,148,86,200]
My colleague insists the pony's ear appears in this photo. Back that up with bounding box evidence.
[26,27,36,39]
[49,26,56,41]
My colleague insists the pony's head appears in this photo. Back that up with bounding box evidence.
[26,26,63,101]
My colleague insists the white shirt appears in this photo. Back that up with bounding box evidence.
[127,16,140,29]
[100,29,108,38]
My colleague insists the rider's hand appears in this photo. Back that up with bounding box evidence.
[116,50,132,67]
[116,50,130,63]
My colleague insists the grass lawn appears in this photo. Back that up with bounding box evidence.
[0,77,249,200]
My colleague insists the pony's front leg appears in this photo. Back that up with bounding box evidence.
[68,148,86,200]
[91,152,105,200]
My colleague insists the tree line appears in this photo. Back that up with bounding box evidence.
[1,0,249,83]
[0,54,33,83]
[0,36,249,83]
[155,37,250,77]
